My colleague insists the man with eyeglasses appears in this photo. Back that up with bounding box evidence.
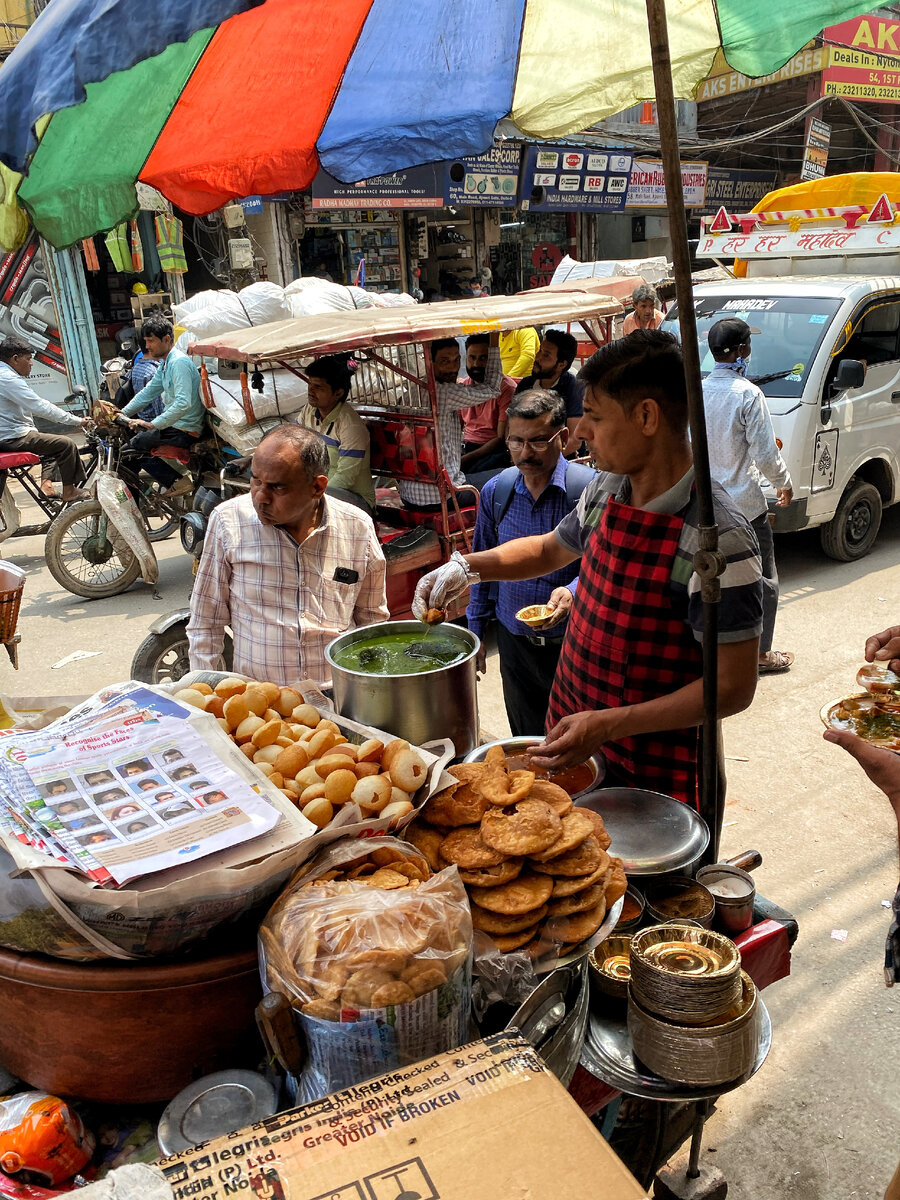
[0,336,90,503]
[465,391,595,735]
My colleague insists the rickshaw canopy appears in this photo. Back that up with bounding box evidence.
[190,290,623,366]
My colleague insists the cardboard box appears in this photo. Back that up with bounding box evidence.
[155,1032,649,1199]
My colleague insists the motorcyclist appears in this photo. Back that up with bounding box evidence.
[119,314,206,497]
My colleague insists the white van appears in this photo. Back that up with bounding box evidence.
[663,214,900,560]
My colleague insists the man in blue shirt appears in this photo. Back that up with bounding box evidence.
[120,315,206,495]
[466,391,594,735]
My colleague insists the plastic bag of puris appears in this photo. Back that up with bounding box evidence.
[259,837,472,1101]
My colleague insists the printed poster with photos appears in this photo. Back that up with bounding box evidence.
[0,683,282,887]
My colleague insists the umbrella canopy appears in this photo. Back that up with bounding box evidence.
[0,0,877,248]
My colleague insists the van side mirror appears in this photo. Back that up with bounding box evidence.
[831,358,866,393]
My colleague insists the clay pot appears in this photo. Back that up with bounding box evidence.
[0,942,262,1104]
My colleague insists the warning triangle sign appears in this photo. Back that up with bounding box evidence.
[709,206,732,233]
[868,193,894,223]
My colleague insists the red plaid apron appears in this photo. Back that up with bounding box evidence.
[547,495,702,805]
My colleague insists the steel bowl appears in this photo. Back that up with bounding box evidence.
[326,621,480,757]
[589,936,632,1003]
[629,923,743,1026]
[463,737,602,799]
[614,885,646,934]
[644,876,715,929]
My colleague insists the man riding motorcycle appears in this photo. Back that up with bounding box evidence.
[119,314,206,497]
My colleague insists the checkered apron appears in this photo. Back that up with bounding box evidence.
[547,496,703,806]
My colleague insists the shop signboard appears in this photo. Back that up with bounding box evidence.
[312,165,444,209]
[800,118,831,181]
[518,145,633,212]
[701,168,777,214]
[626,160,708,208]
[0,233,71,406]
[696,45,827,102]
[445,144,521,206]
[240,195,264,215]
[823,14,900,101]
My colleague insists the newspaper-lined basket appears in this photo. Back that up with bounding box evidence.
[0,562,25,642]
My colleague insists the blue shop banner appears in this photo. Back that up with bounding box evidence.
[312,165,444,209]
[444,144,522,206]
[519,145,633,213]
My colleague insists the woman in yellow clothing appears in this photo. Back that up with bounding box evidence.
[499,326,539,378]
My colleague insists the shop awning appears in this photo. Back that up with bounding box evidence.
[190,290,623,365]
[0,0,879,249]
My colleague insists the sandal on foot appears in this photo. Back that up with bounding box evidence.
[759,650,794,675]
[62,489,91,505]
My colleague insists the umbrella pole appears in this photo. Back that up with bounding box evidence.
[645,0,726,858]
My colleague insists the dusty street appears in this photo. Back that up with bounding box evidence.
[4,485,900,1198]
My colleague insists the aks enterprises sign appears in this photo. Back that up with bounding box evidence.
[823,14,900,101]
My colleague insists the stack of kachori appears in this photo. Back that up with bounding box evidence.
[405,746,627,957]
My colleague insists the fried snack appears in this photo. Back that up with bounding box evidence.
[481,766,536,807]
[351,774,392,812]
[545,898,607,946]
[381,799,414,824]
[530,835,605,877]
[549,859,612,898]
[447,763,485,784]
[302,999,341,1021]
[471,903,548,934]
[422,781,487,828]
[216,677,248,699]
[357,737,385,763]
[424,607,446,626]
[404,821,446,872]
[489,926,539,952]
[439,827,505,869]
[325,769,358,805]
[342,967,396,1007]
[381,739,411,774]
[480,800,562,856]
[457,858,524,888]
[371,980,416,1006]
[528,780,574,817]
[545,882,607,917]
[605,856,628,906]
[401,963,448,996]
[389,747,428,793]
[301,797,333,828]
[578,806,612,850]
[468,870,553,915]
[529,809,595,862]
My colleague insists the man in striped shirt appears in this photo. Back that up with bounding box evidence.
[187,425,387,687]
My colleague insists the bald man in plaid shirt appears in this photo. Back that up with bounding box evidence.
[188,425,387,687]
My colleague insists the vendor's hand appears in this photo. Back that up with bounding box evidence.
[775,486,792,508]
[823,728,900,818]
[866,625,900,673]
[411,552,478,622]
[529,709,620,771]
[535,586,572,629]
[475,646,487,677]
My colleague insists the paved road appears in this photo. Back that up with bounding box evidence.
[4,485,900,1196]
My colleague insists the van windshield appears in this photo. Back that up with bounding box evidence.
[661,296,843,406]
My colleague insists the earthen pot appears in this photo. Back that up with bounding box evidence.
[0,942,262,1104]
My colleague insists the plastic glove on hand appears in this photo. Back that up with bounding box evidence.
[411,551,479,622]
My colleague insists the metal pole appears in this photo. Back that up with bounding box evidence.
[645,0,725,858]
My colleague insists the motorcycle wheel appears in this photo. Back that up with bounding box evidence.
[130,624,234,686]
[135,483,181,543]
[45,499,142,599]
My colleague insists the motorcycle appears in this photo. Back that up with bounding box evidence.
[44,413,232,600]
[129,460,249,681]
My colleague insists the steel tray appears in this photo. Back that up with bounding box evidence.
[579,996,771,1102]
[576,787,710,876]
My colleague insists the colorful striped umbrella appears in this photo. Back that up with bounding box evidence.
[0,0,876,249]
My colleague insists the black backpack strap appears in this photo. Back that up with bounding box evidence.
[491,466,521,529]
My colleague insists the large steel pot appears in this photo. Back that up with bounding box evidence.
[326,620,480,757]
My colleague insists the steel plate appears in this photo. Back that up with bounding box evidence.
[579,995,771,1102]
[576,788,710,876]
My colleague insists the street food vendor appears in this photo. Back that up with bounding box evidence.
[414,330,763,805]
